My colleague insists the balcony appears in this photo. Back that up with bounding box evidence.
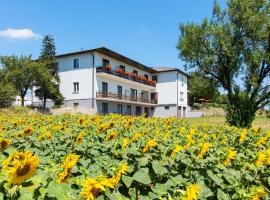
[96,66,156,87]
[96,91,158,106]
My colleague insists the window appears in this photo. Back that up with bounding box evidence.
[127,105,131,115]
[117,86,122,99]
[136,106,142,115]
[130,89,137,101]
[102,58,109,67]
[181,76,184,86]
[164,106,170,110]
[133,70,138,75]
[144,74,148,80]
[180,92,184,101]
[102,103,108,114]
[73,103,79,109]
[73,58,80,69]
[117,104,123,114]
[152,75,158,82]
[73,82,79,93]
[102,82,108,96]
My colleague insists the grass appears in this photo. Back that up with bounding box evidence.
[185,115,270,132]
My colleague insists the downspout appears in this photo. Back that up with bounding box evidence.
[90,52,95,109]
[176,72,179,118]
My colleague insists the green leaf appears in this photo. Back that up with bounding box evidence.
[217,189,230,200]
[122,175,133,188]
[47,182,76,200]
[133,168,151,185]
[152,160,168,176]
[207,170,223,186]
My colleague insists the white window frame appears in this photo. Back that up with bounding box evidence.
[73,82,79,93]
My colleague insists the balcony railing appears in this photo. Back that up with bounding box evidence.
[96,91,158,104]
[96,67,156,87]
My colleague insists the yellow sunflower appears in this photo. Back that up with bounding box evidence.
[182,183,200,200]
[81,176,114,200]
[143,139,157,153]
[22,127,34,136]
[197,142,211,159]
[3,151,39,185]
[0,138,12,150]
[76,132,85,144]
[57,153,79,183]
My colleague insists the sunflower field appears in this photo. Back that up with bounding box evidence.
[0,113,270,200]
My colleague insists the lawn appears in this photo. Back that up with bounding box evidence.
[185,115,270,132]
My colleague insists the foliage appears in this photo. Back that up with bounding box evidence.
[0,56,43,107]
[177,0,270,128]
[0,71,16,108]
[188,71,220,104]
[35,35,63,109]
[0,113,270,199]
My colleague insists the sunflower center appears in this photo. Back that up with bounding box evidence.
[17,164,30,176]
[1,141,7,148]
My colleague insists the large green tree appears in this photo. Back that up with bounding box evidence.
[35,35,63,109]
[0,70,16,108]
[188,71,220,104]
[178,0,270,128]
[0,56,41,107]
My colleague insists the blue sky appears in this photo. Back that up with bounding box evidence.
[0,0,225,71]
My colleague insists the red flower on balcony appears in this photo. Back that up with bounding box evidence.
[125,71,131,77]
[148,79,152,84]
[138,76,143,81]
[152,80,156,85]
[117,68,123,75]
[105,64,112,71]
[143,77,148,82]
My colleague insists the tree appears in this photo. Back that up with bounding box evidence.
[0,56,41,107]
[177,0,270,128]
[188,71,220,104]
[0,70,16,108]
[35,35,63,109]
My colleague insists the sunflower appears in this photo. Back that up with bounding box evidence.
[171,144,183,157]
[22,127,34,136]
[182,184,200,200]
[78,118,86,126]
[250,186,266,200]
[197,142,211,159]
[105,131,117,141]
[0,138,12,150]
[223,149,237,166]
[255,152,266,168]
[3,151,39,185]
[121,138,129,150]
[113,163,129,185]
[143,139,157,153]
[57,153,79,183]
[76,132,85,144]
[81,176,114,200]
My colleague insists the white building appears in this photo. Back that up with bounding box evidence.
[33,47,189,117]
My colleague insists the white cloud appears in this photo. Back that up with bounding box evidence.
[0,28,42,40]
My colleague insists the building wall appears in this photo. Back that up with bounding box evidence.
[154,104,177,118]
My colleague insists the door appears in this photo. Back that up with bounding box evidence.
[102,82,108,97]
[117,104,123,114]
[136,106,142,115]
[117,86,122,99]
[130,89,137,101]
[144,107,149,117]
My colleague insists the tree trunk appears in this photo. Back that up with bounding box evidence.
[21,96,25,107]
[43,97,47,110]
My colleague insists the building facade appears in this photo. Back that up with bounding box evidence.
[33,47,189,117]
